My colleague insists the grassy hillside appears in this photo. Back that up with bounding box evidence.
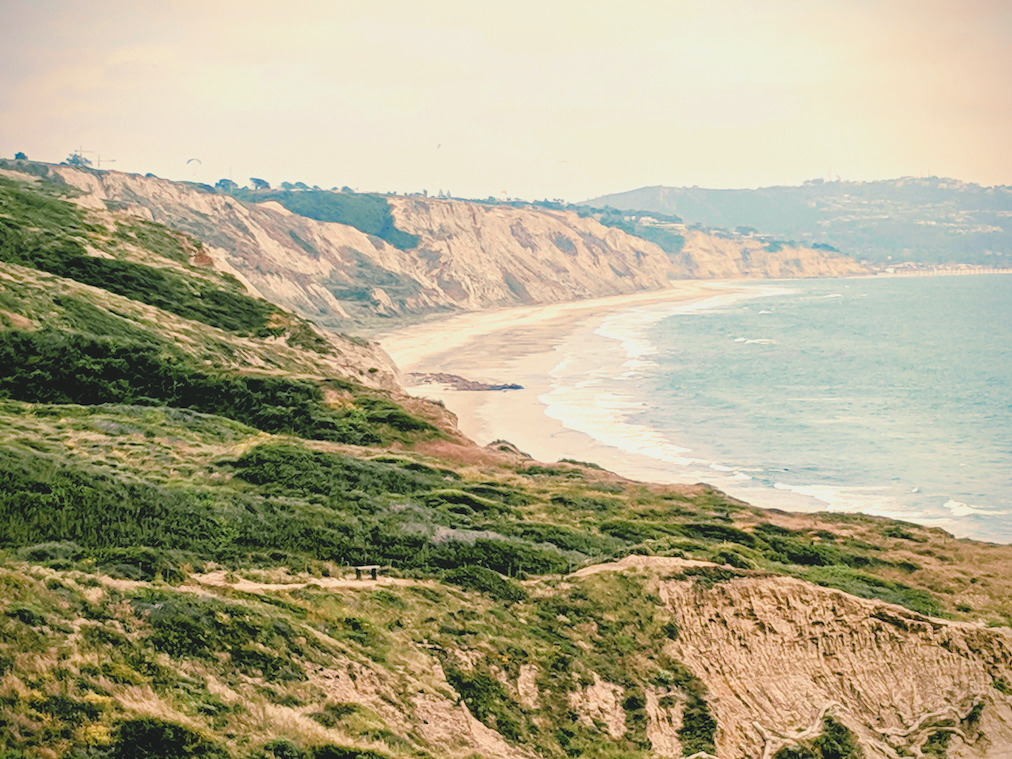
[227,187,420,251]
[1,168,1010,758]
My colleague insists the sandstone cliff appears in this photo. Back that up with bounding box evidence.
[556,556,1012,759]
[664,571,1012,758]
[47,166,866,328]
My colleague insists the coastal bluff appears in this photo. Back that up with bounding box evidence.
[46,164,865,328]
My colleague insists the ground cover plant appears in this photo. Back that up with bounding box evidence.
[0,176,282,336]
[226,187,420,251]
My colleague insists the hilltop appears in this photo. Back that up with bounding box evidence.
[0,163,1011,758]
[584,178,1012,267]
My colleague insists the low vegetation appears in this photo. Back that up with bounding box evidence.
[0,166,1009,758]
[772,716,864,759]
[225,188,420,251]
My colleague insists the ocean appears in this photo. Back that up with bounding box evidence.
[540,274,1012,543]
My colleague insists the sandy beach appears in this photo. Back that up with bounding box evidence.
[377,281,814,504]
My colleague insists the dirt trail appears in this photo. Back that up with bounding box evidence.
[570,554,716,577]
[191,569,422,594]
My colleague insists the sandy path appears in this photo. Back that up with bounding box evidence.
[191,569,421,593]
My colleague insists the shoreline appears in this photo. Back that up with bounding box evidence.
[377,281,827,513]
[378,273,1012,539]
[378,281,739,448]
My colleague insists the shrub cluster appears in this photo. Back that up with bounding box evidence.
[227,188,420,251]
[0,187,279,335]
[0,330,378,443]
[772,715,864,759]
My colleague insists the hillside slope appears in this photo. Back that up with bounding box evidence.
[14,161,865,328]
[585,179,1012,266]
[1,166,1011,759]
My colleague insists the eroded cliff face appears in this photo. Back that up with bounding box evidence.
[542,557,1012,759]
[675,229,866,279]
[387,196,676,305]
[664,574,1012,758]
[50,167,866,328]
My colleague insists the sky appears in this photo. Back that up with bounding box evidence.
[2,0,1010,201]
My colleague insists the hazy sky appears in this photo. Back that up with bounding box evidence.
[2,0,1010,200]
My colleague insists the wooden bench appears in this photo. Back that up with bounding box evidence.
[353,565,381,580]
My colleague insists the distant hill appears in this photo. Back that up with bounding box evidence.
[584,177,1012,266]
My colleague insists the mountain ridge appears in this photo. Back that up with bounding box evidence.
[583,177,1012,266]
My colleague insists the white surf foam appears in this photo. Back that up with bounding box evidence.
[942,498,1005,517]
[537,284,793,485]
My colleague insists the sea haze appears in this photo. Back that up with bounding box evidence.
[541,274,1012,543]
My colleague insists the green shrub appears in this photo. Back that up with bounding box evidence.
[495,522,617,557]
[259,738,307,759]
[425,538,570,577]
[922,729,951,758]
[52,293,165,345]
[0,175,93,238]
[461,483,532,506]
[231,444,437,498]
[763,535,837,566]
[134,592,306,680]
[683,565,746,588]
[712,548,755,569]
[307,703,360,729]
[6,605,45,627]
[593,209,685,254]
[599,519,681,543]
[0,330,378,443]
[311,746,391,759]
[0,449,234,556]
[18,541,84,563]
[622,686,650,748]
[99,546,186,584]
[521,464,582,479]
[114,220,192,263]
[424,489,508,515]
[549,492,622,513]
[813,716,863,758]
[358,397,435,433]
[803,566,940,616]
[773,747,818,759]
[442,566,527,602]
[443,664,526,741]
[228,188,419,251]
[773,715,864,759]
[110,717,228,758]
[679,692,717,756]
[679,522,758,548]
[0,216,278,334]
[32,694,103,725]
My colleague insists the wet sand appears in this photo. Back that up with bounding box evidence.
[378,282,747,476]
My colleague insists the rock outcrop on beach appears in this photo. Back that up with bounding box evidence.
[38,163,865,327]
[3,164,1012,759]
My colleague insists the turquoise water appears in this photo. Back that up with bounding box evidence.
[541,275,1012,542]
